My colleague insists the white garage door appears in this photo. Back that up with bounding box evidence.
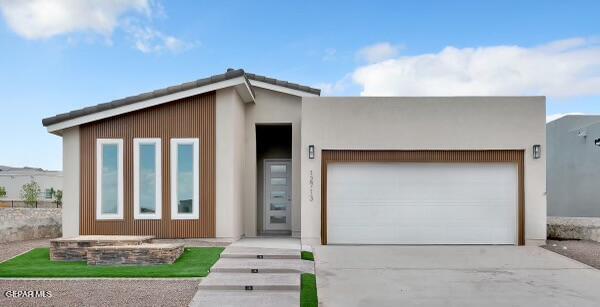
[327,162,518,244]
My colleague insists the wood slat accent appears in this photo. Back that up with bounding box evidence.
[321,150,525,245]
[79,92,216,238]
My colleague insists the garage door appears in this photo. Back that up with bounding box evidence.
[327,162,518,244]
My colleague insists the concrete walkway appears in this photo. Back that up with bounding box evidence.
[189,238,314,307]
[315,245,600,307]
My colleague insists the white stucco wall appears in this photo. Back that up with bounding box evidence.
[0,172,62,202]
[244,88,302,237]
[215,88,246,239]
[62,127,80,237]
[300,97,547,246]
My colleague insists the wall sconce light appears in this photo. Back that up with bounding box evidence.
[595,138,600,147]
[533,144,541,159]
[308,145,315,159]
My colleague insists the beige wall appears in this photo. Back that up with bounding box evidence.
[300,97,547,246]
[62,127,80,237]
[244,88,302,237]
[215,88,246,239]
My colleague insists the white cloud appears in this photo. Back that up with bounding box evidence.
[357,42,402,63]
[352,38,600,97]
[0,0,192,53]
[125,23,193,54]
[0,0,150,39]
[546,112,584,123]
[314,74,353,96]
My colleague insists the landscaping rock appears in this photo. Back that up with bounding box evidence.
[547,217,600,242]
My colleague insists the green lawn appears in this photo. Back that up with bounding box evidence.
[0,247,223,278]
[301,251,314,261]
[301,273,318,307]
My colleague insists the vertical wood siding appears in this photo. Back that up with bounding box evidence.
[80,92,216,238]
[320,150,525,245]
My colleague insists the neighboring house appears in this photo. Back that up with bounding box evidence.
[547,115,600,217]
[42,68,547,246]
[0,166,63,206]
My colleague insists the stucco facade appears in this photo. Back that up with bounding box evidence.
[300,97,547,245]
[547,115,600,217]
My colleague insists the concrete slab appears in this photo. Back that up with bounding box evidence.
[221,246,300,259]
[198,273,299,290]
[315,245,600,307]
[189,289,299,307]
[230,237,301,250]
[212,258,314,274]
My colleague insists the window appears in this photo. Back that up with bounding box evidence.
[134,138,162,219]
[96,139,123,219]
[170,138,200,219]
[44,188,53,199]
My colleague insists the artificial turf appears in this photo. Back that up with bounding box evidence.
[300,273,318,307]
[0,247,223,278]
[301,251,314,261]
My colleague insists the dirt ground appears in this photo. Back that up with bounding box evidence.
[542,239,600,269]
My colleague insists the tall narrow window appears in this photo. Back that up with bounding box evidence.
[96,139,123,220]
[134,138,162,219]
[170,138,200,220]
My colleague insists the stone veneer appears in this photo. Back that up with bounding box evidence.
[0,208,61,244]
[86,243,185,265]
[50,235,154,262]
[547,217,600,242]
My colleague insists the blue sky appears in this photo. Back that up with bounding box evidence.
[1,0,599,170]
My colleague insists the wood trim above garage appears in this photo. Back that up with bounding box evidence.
[320,150,525,246]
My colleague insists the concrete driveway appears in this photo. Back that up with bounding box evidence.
[314,245,600,307]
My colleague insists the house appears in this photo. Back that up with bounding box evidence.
[42,69,547,246]
[0,166,62,207]
[547,115,600,217]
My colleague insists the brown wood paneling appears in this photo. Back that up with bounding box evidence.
[321,150,525,245]
[80,92,216,238]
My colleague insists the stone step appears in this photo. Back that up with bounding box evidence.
[189,289,299,307]
[211,258,313,274]
[220,246,300,259]
[198,273,300,291]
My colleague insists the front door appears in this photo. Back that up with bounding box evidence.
[264,159,292,231]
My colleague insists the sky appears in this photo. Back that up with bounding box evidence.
[0,0,599,171]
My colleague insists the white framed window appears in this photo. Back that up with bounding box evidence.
[134,138,162,220]
[96,139,123,220]
[170,138,200,220]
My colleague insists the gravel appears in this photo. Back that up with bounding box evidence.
[0,279,199,307]
[0,239,201,306]
[542,239,600,269]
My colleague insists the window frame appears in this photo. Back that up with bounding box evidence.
[170,138,200,220]
[133,138,162,220]
[96,138,124,220]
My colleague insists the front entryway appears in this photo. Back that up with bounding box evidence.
[264,160,292,232]
[256,124,293,236]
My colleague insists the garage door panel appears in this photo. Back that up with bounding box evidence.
[327,162,518,245]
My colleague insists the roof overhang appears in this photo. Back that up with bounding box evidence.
[249,80,320,98]
[46,76,254,135]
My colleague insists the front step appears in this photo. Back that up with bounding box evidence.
[220,246,300,259]
[189,289,299,307]
[211,258,313,274]
[198,273,299,291]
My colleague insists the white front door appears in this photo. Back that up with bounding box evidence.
[327,162,518,244]
[264,159,292,231]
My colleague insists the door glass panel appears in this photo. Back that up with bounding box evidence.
[101,144,119,214]
[271,178,286,185]
[177,144,194,214]
[270,203,286,211]
[270,165,286,173]
[139,144,156,214]
[270,216,286,224]
[271,191,286,199]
